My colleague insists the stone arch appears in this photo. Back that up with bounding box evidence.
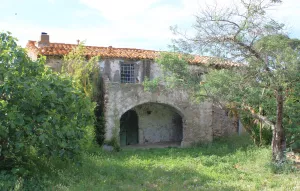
[118,101,185,120]
[119,102,185,146]
[104,83,214,147]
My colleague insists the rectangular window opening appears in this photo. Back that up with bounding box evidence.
[121,63,135,83]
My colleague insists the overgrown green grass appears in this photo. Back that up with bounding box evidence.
[1,135,299,191]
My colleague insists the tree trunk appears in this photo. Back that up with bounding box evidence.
[259,106,263,146]
[272,87,286,163]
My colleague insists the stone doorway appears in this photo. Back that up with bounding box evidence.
[120,110,139,146]
[120,103,183,147]
[135,103,183,145]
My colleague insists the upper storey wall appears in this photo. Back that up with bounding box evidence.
[98,58,207,84]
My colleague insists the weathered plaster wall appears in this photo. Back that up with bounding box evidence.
[27,50,38,61]
[134,103,183,144]
[43,57,238,146]
[46,57,63,72]
[212,106,239,137]
[99,59,150,83]
[150,62,161,80]
[104,81,214,147]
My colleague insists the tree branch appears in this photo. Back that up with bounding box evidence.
[242,105,275,129]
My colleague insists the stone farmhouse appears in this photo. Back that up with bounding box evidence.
[26,32,242,147]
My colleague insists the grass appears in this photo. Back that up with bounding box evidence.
[1,135,299,191]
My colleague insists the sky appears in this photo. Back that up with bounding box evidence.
[0,0,299,51]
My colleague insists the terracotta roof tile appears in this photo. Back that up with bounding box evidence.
[26,40,240,67]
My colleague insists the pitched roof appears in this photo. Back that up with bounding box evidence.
[26,40,240,67]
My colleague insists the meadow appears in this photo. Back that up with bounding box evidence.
[1,136,299,191]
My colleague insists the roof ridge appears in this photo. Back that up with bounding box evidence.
[27,40,158,52]
[25,40,240,67]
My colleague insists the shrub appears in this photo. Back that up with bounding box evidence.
[0,32,95,170]
[62,43,105,146]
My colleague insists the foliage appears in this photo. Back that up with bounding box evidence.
[1,135,299,190]
[204,35,300,158]
[172,0,284,58]
[62,43,100,99]
[157,52,203,91]
[62,43,105,145]
[103,109,121,151]
[285,79,300,150]
[151,52,207,103]
[0,32,95,170]
[103,138,121,152]
[155,0,300,162]
[240,113,273,146]
[142,76,160,92]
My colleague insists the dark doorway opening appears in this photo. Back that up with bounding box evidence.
[120,110,139,146]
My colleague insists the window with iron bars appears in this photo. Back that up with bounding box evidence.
[120,62,135,83]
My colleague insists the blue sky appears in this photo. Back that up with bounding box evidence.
[0,0,299,50]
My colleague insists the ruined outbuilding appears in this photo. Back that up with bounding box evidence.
[27,32,241,147]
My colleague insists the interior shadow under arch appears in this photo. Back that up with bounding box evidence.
[120,102,183,147]
[120,110,139,146]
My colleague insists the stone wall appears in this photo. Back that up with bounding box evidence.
[104,81,214,147]
[134,103,183,144]
[28,55,63,72]
[212,106,239,137]
[99,58,152,83]
[46,56,63,72]
[42,57,239,146]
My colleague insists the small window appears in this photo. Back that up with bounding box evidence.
[121,62,135,83]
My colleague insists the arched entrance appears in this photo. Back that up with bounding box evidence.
[120,102,183,147]
[120,110,139,146]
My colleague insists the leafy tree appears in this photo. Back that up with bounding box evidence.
[62,43,105,145]
[203,35,299,161]
[0,32,95,170]
[155,0,299,163]
[62,43,100,99]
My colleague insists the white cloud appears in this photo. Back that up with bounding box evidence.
[73,0,202,49]
[1,19,174,50]
[79,0,160,21]
[2,0,300,51]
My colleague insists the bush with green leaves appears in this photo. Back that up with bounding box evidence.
[62,43,105,146]
[0,32,95,170]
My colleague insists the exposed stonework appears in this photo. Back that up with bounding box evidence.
[212,106,239,138]
[46,56,63,72]
[104,83,214,147]
[40,57,238,147]
[99,59,149,83]
[101,58,239,147]
[134,103,183,144]
[26,34,240,148]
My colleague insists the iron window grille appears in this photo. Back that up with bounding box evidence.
[120,63,135,83]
